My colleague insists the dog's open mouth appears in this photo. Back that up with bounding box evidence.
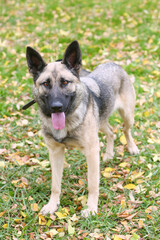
[51,112,65,130]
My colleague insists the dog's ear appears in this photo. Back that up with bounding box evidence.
[62,41,82,76]
[26,47,46,80]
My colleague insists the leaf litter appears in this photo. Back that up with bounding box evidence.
[0,0,160,239]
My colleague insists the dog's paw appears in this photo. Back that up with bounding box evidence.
[128,144,139,155]
[103,151,114,161]
[81,208,97,218]
[40,202,59,215]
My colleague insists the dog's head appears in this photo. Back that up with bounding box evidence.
[26,41,82,130]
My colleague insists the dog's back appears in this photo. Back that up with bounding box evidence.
[80,62,135,120]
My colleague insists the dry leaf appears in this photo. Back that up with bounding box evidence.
[0,211,6,217]
[55,208,69,219]
[2,224,8,229]
[31,203,39,212]
[138,219,144,229]
[47,229,58,237]
[145,206,158,213]
[124,184,136,190]
[120,135,127,145]
[39,214,47,225]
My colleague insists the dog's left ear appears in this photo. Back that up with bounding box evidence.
[62,41,82,76]
[26,47,46,80]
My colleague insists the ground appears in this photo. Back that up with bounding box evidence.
[0,0,160,239]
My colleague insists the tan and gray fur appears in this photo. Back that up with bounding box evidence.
[26,41,139,217]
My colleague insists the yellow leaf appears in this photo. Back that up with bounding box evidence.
[138,219,144,229]
[20,211,27,218]
[11,179,20,186]
[152,70,160,76]
[77,196,87,206]
[115,118,121,123]
[119,162,128,168]
[136,179,143,184]
[4,60,10,66]
[104,167,115,172]
[121,200,126,209]
[127,35,137,42]
[145,206,158,213]
[120,135,127,145]
[39,214,47,225]
[113,236,123,240]
[130,171,144,181]
[59,29,69,36]
[39,142,46,147]
[102,172,111,178]
[0,161,6,168]
[155,90,160,98]
[57,228,64,232]
[142,59,149,65]
[2,224,8,229]
[124,184,136,190]
[78,179,85,186]
[31,203,39,212]
[55,212,67,219]
[144,111,149,117]
[14,219,22,224]
[55,208,69,219]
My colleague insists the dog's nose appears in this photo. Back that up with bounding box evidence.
[51,101,63,113]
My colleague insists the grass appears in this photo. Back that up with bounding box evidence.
[0,0,160,239]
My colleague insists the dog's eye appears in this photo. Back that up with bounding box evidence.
[43,82,49,87]
[42,80,50,87]
[61,79,70,86]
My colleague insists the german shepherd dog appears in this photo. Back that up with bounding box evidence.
[26,41,139,217]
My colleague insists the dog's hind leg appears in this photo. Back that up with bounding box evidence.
[118,97,139,155]
[101,122,115,161]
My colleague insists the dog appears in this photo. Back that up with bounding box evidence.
[26,40,139,217]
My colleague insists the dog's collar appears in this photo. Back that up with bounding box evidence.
[22,99,36,110]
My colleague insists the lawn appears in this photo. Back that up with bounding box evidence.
[0,0,160,239]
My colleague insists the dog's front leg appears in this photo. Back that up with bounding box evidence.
[81,137,100,217]
[41,144,65,215]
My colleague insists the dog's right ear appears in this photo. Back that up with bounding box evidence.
[26,47,46,80]
[62,41,82,76]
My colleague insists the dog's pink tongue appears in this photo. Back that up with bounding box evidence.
[51,112,65,130]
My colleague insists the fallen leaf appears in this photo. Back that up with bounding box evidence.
[77,195,87,206]
[68,222,75,236]
[78,179,85,186]
[2,224,8,229]
[130,171,144,181]
[31,203,39,212]
[113,236,123,240]
[0,211,6,217]
[130,233,140,240]
[47,229,58,237]
[39,214,47,225]
[124,184,136,190]
[120,135,127,145]
[119,162,129,168]
[0,149,6,154]
[0,161,6,168]
[138,219,144,229]
[20,211,27,218]
[55,208,69,219]
[145,206,158,213]
[14,219,22,224]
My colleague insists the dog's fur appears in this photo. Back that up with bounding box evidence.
[26,41,139,217]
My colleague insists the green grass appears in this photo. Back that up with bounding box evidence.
[0,0,160,239]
